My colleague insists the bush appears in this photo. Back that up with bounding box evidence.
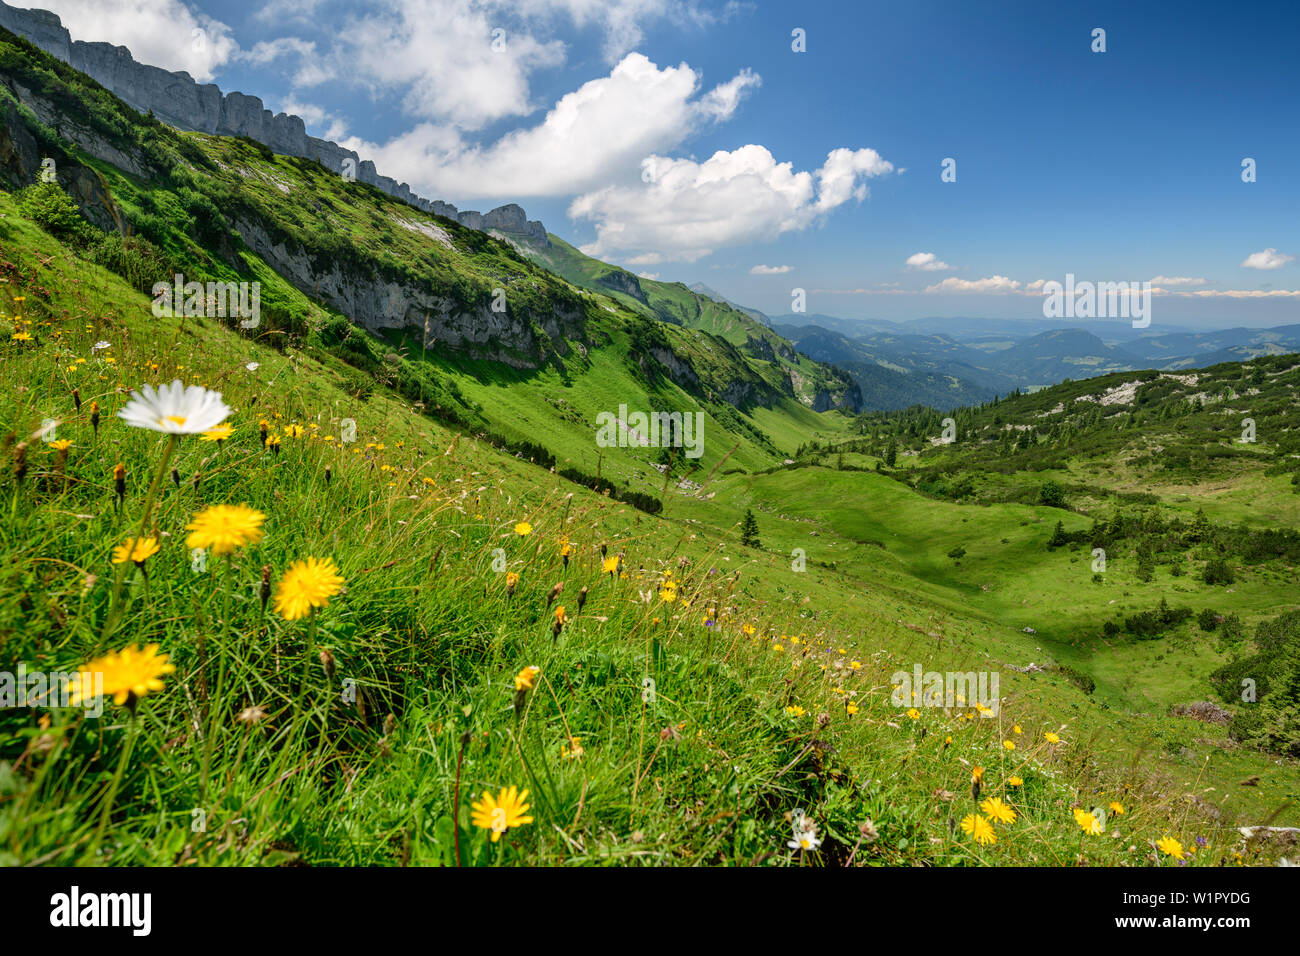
[1197,608,1220,631]
[15,181,94,246]
[1039,480,1067,509]
[1202,557,1235,585]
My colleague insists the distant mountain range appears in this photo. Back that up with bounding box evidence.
[766,314,1300,410]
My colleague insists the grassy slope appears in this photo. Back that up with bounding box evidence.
[4,191,1295,868]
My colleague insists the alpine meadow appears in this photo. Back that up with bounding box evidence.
[0,0,1297,901]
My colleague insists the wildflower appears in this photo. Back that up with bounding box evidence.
[960,813,997,846]
[552,605,568,636]
[971,766,985,783]
[266,434,281,453]
[10,330,32,342]
[514,666,540,691]
[118,380,230,434]
[1045,731,1061,744]
[273,556,345,620]
[1003,740,1016,751]
[560,541,573,566]
[200,423,234,444]
[906,708,921,720]
[787,817,822,852]
[113,462,126,505]
[845,701,859,716]
[1007,776,1023,787]
[111,537,160,567]
[285,424,306,439]
[1012,724,1022,735]
[505,571,520,596]
[659,581,678,603]
[1109,801,1125,816]
[514,521,533,536]
[1074,808,1102,835]
[69,643,174,708]
[90,401,100,436]
[470,786,533,842]
[185,504,266,555]
[1157,836,1185,861]
[49,439,72,452]
[980,797,1017,825]
[602,555,620,577]
[785,704,806,717]
[849,660,862,670]
[561,737,584,760]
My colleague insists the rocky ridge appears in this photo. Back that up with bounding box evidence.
[0,0,547,243]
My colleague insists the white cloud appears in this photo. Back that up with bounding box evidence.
[923,275,1021,294]
[1149,275,1206,286]
[33,0,237,81]
[750,264,792,275]
[570,144,893,263]
[341,54,758,200]
[905,252,949,272]
[1240,248,1295,270]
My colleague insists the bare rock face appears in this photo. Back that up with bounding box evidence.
[0,0,546,244]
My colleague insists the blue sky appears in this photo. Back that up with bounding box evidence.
[33,0,1300,327]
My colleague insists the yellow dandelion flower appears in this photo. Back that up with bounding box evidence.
[960,813,997,845]
[200,423,234,442]
[273,556,344,620]
[1109,801,1125,815]
[514,665,540,691]
[906,708,921,720]
[470,786,533,842]
[980,797,1016,825]
[785,704,806,717]
[1074,808,1102,835]
[514,521,533,536]
[1003,739,1016,750]
[561,737,584,760]
[1045,731,1061,744]
[69,643,175,707]
[185,504,266,556]
[49,439,73,451]
[602,556,619,576]
[1157,836,1184,860]
[971,766,985,782]
[111,536,160,566]
[1007,776,1023,787]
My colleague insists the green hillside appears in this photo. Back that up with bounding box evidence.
[0,25,1297,868]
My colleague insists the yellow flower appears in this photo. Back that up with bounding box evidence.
[561,737,584,760]
[1003,740,1016,750]
[111,536,160,566]
[10,330,33,342]
[971,766,985,783]
[1007,776,1023,787]
[49,439,73,451]
[273,556,345,620]
[980,797,1016,825]
[659,582,678,602]
[554,605,568,626]
[960,813,996,845]
[200,423,234,442]
[742,623,755,635]
[602,556,619,576]
[1045,731,1061,744]
[69,643,175,707]
[1109,801,1125,815]
[1012,724,1022,735]
[845,702,859,716]
[849,660,862,670]
[1073,808,1102,835]
[1157,836,1184,860]
[514,521,533,536]
[514,665,540,691]
[906,708,921,720]
[785,704,805,717]
[285,424,306,438]
[470,786,533,842]
[185,504,266,555]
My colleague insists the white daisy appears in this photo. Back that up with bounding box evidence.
[118,380,230,434]
[787,811,821,851]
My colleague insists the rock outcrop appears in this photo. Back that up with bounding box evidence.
[0,1,548,244]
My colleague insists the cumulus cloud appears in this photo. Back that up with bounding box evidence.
[33,0,237,81]
[923,275,1021,294]
[750,264,792,275]
[570,144,894,263]
[340,54,758,199]
[906,252,950,272]
[1240,248,1295,270]
[1149,275,1206,286]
